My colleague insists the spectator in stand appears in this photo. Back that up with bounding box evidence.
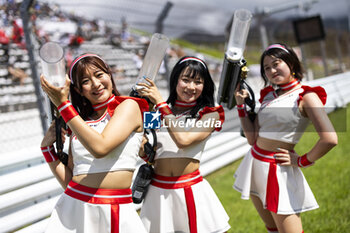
[0,29,9,62]
[69,34,84,47]
[11,19,24,45]
[133,49,144,70]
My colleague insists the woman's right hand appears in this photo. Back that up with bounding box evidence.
[41,120,67,147]
[234,83,249,105]
[40,74,71,107]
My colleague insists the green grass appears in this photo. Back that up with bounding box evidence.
[206,105,350,233]
[170,39,224,60]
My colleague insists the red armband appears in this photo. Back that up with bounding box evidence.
[155,102,173,118]
[237,104,247,117]
[297,153,314,168]
[41,145,59,163]
[57,100,79,123]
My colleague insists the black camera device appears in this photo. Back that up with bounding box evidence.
[131,128,157,204]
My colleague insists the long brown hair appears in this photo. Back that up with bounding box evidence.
[69,55,120,120]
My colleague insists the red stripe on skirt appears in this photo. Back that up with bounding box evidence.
[184,187,197,233]
[150,170,202,233]
[251,144,282,213]
[111,204,119,233]
[64,181,132,233]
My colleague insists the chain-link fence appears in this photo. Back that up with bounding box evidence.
[0,108,44,154]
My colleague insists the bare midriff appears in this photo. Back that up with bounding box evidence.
[154,157,199,177]
[256,136,296,152]
[72,170,134,189]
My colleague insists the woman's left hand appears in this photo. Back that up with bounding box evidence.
[41,120,67,147]
[274,148,299,167]
[40,74,71,107]
[136,78,164,105]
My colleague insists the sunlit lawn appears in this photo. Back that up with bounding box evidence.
[207,105,350,233]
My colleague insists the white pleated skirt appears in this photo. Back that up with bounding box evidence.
[233,144,319,215]
[140,170,231,233]
[45,181,147,233]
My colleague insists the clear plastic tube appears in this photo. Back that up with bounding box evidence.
[226,9,252,61]
[39,42,66,87]
[134,33,169,88]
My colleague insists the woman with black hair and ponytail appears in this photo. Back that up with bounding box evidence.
[40,54,148,232]
[137,56,230,233]
[233,43,337,233]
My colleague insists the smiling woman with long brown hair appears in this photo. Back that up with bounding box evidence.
[40,54,148,233]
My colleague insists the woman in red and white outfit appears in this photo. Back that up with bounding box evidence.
[137,56,230,233]
[40,54,148,233]
[233,43,337,233]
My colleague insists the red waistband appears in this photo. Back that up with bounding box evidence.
[251,144,280,163]
[151,170,203,189]
[64,181,132,204]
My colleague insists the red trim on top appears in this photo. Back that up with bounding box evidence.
[298,85,327,106]
[106,96,149,119]
[278,79,300,91]
[116,96,149,114]
[198,105,225,131]
[175,100,197,108]
[92,95,116,111]
[86,111,108,123]
[259,86,275,103]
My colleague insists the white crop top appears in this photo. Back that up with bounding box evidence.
[71,111,143,176]
[258,85,327,144]
[155,106,225,161]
